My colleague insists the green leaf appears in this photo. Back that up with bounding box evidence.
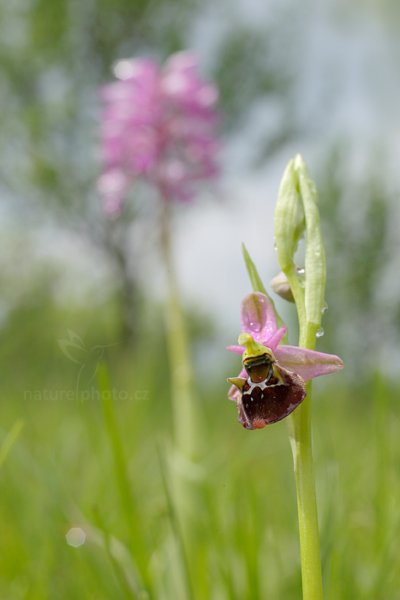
[241,243,285,329]
[241,242,268,294]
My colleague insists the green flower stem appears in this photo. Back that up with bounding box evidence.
[285,251,323,599]
[288,326,323,600]
[274,156,326,599]
[159,199,200,578]
[243,244,323,597]
[160,200,198,461]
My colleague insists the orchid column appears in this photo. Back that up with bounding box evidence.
[98,51,218,508]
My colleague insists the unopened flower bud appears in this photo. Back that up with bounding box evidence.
[270,271,295,302]
[274,159,305,273]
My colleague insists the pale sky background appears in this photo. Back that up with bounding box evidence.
[3,0,400,353]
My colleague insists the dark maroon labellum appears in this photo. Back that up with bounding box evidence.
[238,363,306,429]
[228,348,306,430]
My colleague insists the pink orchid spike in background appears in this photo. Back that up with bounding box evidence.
[98,51,219,216]
[227,292,344,428]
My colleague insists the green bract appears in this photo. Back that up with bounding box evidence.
[274,155,326,337]
[274,159,305,272]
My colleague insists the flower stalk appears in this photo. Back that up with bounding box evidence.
[160,200,198,461]
[98,49,217,466]
[286,297,323,600]
[230,159,342,597]
[98,50,218,590]
[275,155,326,600]
[159,199,202,571]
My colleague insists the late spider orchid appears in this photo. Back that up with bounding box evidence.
[227,292,343,429]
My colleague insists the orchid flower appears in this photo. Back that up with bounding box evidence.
[98,51,219,215]
[227,291,343,429]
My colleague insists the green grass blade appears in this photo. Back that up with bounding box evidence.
[0,420,24,468]
[157,446,194,600]
[96,361,151,594]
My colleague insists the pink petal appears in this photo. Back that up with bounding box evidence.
[226,345,244,355]
[98,169,129,216]
[241,292,278,342]
[275,345,344,381]
[113,58,159,83]
[265,326,287,351]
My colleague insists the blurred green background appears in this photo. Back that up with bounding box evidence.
[1,0,400,598]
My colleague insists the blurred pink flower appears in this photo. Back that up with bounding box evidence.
[98,51,219,216]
